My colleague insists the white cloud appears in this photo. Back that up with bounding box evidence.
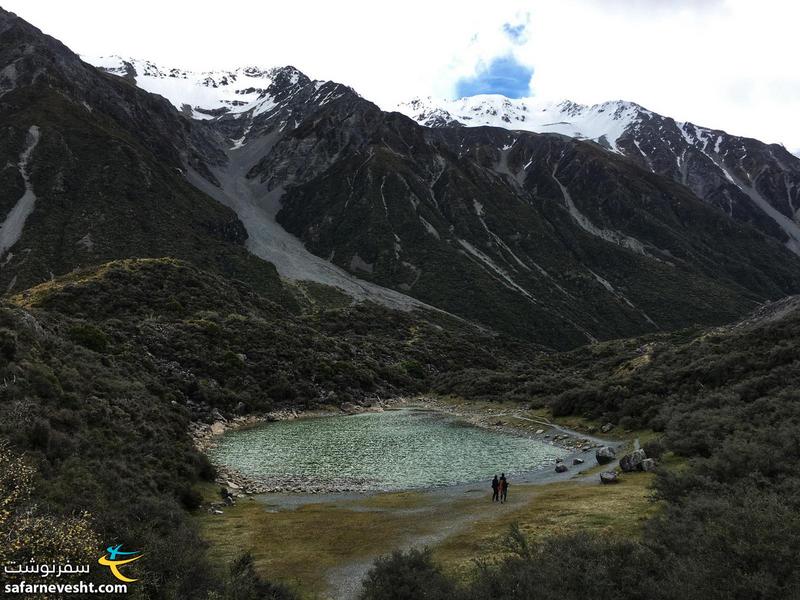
[5,0,799,149]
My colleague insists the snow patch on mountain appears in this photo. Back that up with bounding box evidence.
[396,95,648,153]
[85,55,294,120]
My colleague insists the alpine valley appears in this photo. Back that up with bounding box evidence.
[2,6,800,600]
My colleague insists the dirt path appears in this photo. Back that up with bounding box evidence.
[323,485,487,600]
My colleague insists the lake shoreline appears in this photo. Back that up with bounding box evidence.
[193,397,621,497]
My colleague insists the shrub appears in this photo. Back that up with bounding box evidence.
[226,552,297,600]
[0,328,17,360]
[67,323,109,352]
[359,548,453,600]
[178,487,203,510]
[643,439,665,461]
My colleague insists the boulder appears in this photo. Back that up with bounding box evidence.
[600,471,619,484]
[573,457,585,465]
[210,421,226,435]
[555,463,569,473]
[601,423,614,433]
[620,449,648,472]
[536,429,545,434]
[595,446,617,465]
[641,458,657,472]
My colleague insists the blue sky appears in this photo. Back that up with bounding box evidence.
[454,20,532,98]
[455,55,533,98]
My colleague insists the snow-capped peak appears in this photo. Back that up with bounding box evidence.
[395,95,650,153]
[84,55,304,120]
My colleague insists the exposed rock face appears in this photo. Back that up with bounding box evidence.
[617,118,800,256]
[596,446,617,465]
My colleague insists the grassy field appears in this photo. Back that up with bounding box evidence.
[432,474,659,580]
[196,469,659,598]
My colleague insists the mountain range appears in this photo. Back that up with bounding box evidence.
[399,95,800,254]
[3,8,800,349]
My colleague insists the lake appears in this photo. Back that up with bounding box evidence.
[209,408,571,492]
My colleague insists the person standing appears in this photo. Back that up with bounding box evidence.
[491,475,500,502]
[499,473,508,503]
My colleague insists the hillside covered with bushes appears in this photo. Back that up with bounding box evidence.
[0,258,528,598]
[2,258,799,598]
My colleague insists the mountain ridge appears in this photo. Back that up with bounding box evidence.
[397,94,800,255]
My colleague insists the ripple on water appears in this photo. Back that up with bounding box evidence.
[208,408,570,492]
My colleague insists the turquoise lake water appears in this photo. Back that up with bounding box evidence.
[209,408,570,491]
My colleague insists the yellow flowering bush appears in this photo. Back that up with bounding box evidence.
[0,442,99,567]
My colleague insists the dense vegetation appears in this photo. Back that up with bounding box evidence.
[2,257,799,599]
[370,298,800,599]
[0,258,527,598]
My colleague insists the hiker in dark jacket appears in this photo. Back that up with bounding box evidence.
[491,475,500,502]
[499,473,509,503]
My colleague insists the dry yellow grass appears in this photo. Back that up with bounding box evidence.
[432,473,659,580]
[197,470,660,597]
[198,488,451,597]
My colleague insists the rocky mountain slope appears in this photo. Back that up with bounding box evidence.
[399,95,800,255]
[89,53,800,346]
[4,9,800,347]
[0,9,290,299]
[0,12,420,311]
